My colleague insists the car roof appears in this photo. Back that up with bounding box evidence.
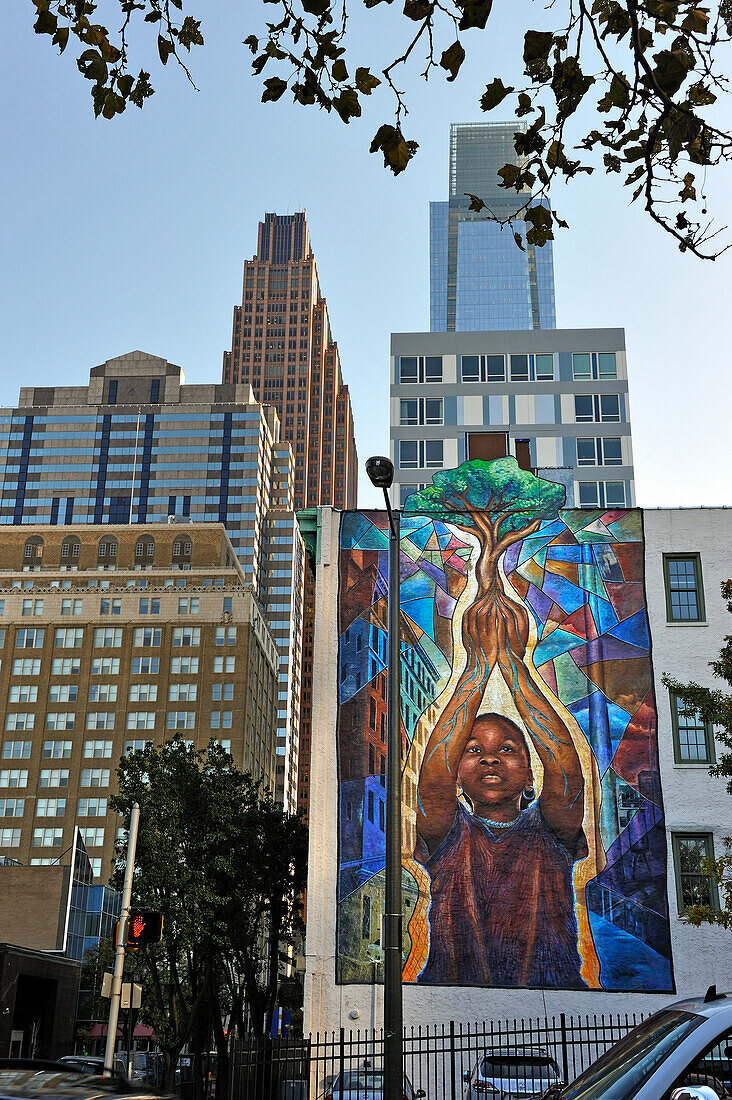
[58,1060,104,1065]
[481,1048,554,1057]
[664,991,732,1019]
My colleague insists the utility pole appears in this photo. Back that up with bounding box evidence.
[365,457,403,1100]
[104,802,140,1076]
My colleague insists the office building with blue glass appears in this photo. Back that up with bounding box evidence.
[430,122,557,332]
[0,350,305,810]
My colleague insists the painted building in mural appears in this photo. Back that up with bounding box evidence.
[304,483,732,1031]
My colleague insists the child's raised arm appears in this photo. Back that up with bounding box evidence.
[416,610,497,854]
[494,600,585,849]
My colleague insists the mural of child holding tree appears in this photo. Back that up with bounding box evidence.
[336,456,674,992]
[406,459,603,988]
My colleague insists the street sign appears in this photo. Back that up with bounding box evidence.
[101,974,142,1009]
[120,983,142,1010]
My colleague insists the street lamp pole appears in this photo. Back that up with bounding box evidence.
[365,457,403,1100]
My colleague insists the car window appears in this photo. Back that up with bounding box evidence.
[671,1028,732,1098]
[335,1073,383,1093]
[481,1056,559,1077]
[0,1070,91,1087]
[561,1010,703,1100]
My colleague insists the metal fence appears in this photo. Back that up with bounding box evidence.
[230,1012,645,1100]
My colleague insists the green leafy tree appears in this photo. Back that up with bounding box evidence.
[212,780,308,1045]
[109,738,307,1094]
[663,578,732,929]
[31,0,732,256]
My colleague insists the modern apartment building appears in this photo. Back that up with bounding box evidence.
[430,122,557,332]
[389,328,635,510]
[0,351,305,810]
[0,524,279,880]
[222,211,359,511]
[221,211,360,814]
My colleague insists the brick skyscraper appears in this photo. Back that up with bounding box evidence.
[223,211,359,818]
[222,212,358,510]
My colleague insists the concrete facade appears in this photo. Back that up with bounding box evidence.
[390,329,635,512]
[304,507,732,1034]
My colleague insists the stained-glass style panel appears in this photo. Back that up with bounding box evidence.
[336,458,673,993]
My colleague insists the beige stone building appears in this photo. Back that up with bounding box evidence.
[0,523,278,881]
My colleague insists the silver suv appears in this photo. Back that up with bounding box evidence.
[463,1047,561,1100]
[556,987,732,1100]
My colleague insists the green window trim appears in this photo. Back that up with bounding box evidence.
[669,691,716,765]
[663,552,706,623]
[671,832,719,915]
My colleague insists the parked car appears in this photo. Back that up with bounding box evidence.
[56,1059,125,1078]
[0,1060,172,1100]
[463,1047,561,1100]
[549,988,732,1100]
[324,1069,426,1100]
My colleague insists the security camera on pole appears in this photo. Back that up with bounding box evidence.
[365,457,403,1100]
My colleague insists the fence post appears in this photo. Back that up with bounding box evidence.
[560,1013,570,1085]
[449,1020,457,1100]
[339,1028,345,1094]
[228,1042,234,1100]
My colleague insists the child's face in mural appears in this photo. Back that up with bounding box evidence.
[457,716,533,819]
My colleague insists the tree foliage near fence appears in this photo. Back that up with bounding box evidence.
[107,738,308,1093]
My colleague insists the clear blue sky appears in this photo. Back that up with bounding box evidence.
[2,3,730,510]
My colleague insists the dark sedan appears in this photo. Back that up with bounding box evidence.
[0,1061,171,1100]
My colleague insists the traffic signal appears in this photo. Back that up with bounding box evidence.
[125,909,164,948]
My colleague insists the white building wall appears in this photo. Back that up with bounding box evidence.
[304,508,732,1035]
[642,507,732,994]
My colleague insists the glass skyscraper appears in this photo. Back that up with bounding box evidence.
[430,122,557,332]
[0,351,305,810]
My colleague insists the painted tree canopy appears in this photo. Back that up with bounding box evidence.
[406,458,566,542]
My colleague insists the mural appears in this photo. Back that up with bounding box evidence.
[337,458,673,992]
